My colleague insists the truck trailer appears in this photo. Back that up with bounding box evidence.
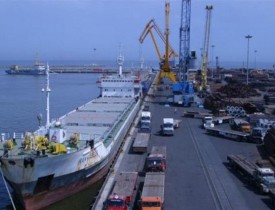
[146,146,167,172]
[140,172,165,210]
[206,126,265,143]
[105,172,138,210]
[227,154,275,194]
[132,132,151,153]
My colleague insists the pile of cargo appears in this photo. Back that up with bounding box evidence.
[204,83,262,114]
[217,83,260,98]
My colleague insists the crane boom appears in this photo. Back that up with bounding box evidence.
[200,5,213,91]
[139,19,178,62]
[163,0,170,72]
[139,22,163,61]
[179,0,191,82]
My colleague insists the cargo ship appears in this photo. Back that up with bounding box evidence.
[5,57,46,75]
[0,52,143,210]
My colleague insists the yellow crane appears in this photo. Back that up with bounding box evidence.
[139,1,177,85]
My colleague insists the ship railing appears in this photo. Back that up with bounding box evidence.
[102,99,136,147]
[67,132,101,142]
[1,132,24,141]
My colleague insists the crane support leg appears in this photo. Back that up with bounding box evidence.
[156,70,177,87]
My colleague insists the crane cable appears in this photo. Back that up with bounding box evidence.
[0,161,16,210]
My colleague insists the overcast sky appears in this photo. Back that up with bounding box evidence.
[0,0,274,67]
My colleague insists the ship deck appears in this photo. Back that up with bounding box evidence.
[59,97,135,143]
[0,97,136,158]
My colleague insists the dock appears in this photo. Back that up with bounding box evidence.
[91,73,270,210]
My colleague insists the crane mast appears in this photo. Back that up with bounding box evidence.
[179,0,191,82]
[200,5,213,91]
[155,0,176,85]
[163,1,170,72]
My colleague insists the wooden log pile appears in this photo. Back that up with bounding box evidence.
[216,84,260,98]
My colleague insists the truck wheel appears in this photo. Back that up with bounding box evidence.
[256,139,262,144]
[236,137,242,142]
[259,187,264,195]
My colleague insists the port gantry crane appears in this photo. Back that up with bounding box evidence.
[139,1,177,85]
[179,0,191,82]
[200,5,213,92]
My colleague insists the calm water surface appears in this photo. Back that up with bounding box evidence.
[0,71,102,210]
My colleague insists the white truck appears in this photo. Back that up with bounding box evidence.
[161,118,181,136]
[202,116,214,129]
[141,111,151,125]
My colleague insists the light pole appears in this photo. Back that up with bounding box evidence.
[93,48,97,66]
[254,50,257,70]
[245,35,252,85]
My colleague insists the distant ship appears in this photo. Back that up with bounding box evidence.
[0,52,143,210]
[5,58,46,75]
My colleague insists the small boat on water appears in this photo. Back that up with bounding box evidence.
[0,52,143,210]
[5,58,46,75]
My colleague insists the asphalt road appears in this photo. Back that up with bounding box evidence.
[147,87,273,210]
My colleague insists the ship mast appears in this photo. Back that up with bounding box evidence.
[42,64,51,128]
[117,46,124,77]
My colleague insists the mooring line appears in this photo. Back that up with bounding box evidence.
[0,162,16,210]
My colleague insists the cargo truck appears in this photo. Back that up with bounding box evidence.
[146,146,166,172]
[132,132,151,153]
[160,118,181,136]
[140,172,165,210]
[105,172,138,210]
[206,126,265,143]
[227,154,275,194]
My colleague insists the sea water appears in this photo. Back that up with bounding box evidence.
[0,70,101,210]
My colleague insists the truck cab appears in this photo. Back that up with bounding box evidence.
[203,116,214,129]
[146,154,166,172]
[250,127,266,143]
[106,194,128,210]
[259,176,275,194]
[141,111,151,125]
[161,118,174,136]
[146,146,166,172]
[141,197,162,210]
[255,167,275,193]
[105,172,138,210]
